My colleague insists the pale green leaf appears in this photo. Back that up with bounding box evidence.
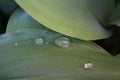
[6,8,65,43]
[6,8,45,32]
[15,0,111,40]
[0,30,120,80]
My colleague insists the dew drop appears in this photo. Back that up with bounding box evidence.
[84,61,93,70]
[45,42,49,44]
[55,37,70,48]
[14,42,18,46]
[34,38,44,45]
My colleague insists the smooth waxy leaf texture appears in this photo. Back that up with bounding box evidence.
[0,7,120,80]
[15,0,111,40]
[0,30,120,80]
[6,8,46,32]
[6,8,63,43]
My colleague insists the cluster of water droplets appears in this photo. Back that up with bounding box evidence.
[38,36,96,69]
[14,36,71,48]
[34,36,71,48]
[13,35,94,70]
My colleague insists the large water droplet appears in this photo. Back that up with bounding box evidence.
[34,38,44,45]
[55,37,70,48]
[84,61,93,70]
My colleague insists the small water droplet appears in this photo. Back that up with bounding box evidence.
[14,42,18,46]
[84,61,93,70]
[45,42,49,44]
[55,37,70,48]
[34,38,44,45]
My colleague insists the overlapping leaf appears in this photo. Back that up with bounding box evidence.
[81,0,115,24]
[6,8,45,32]
[0,31,120,79]
[108,2,120,26]
[15,0,112,40]
[6,8,63,43]
[0,7,120,80]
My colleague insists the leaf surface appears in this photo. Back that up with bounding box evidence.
[0,0,18,16]
[81,0,115,23]
[15,0,111,40]
[1,7,119,80]
[0,30,120,80]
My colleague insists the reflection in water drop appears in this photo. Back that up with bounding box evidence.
[55,37,70,48]
[14,42,18,46]
[84,61,93,70]
[34,38,44,45]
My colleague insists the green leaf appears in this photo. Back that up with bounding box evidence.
[0,30,120,80]
[1,6,119,79]
[15,0,111,40]
[81,0,115,24]
[6,8,63,43]
[6,8,46,32]
[108,2,120,27]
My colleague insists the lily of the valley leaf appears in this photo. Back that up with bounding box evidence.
[108,2,120,27]
[15,0,112,40]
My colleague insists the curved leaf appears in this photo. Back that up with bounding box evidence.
[0,30,120,80]
[108,2,120,27]
[6,8,45,32]
[1,4,119,79]
[81,0,115,24]
[6,8,65,44]
[15,0,111,40]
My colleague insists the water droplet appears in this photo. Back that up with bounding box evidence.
[84,61,93,70]
[55,37,70,48]
[34,38,44,45]
[14,42,18,46]
[45,42,49,44]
